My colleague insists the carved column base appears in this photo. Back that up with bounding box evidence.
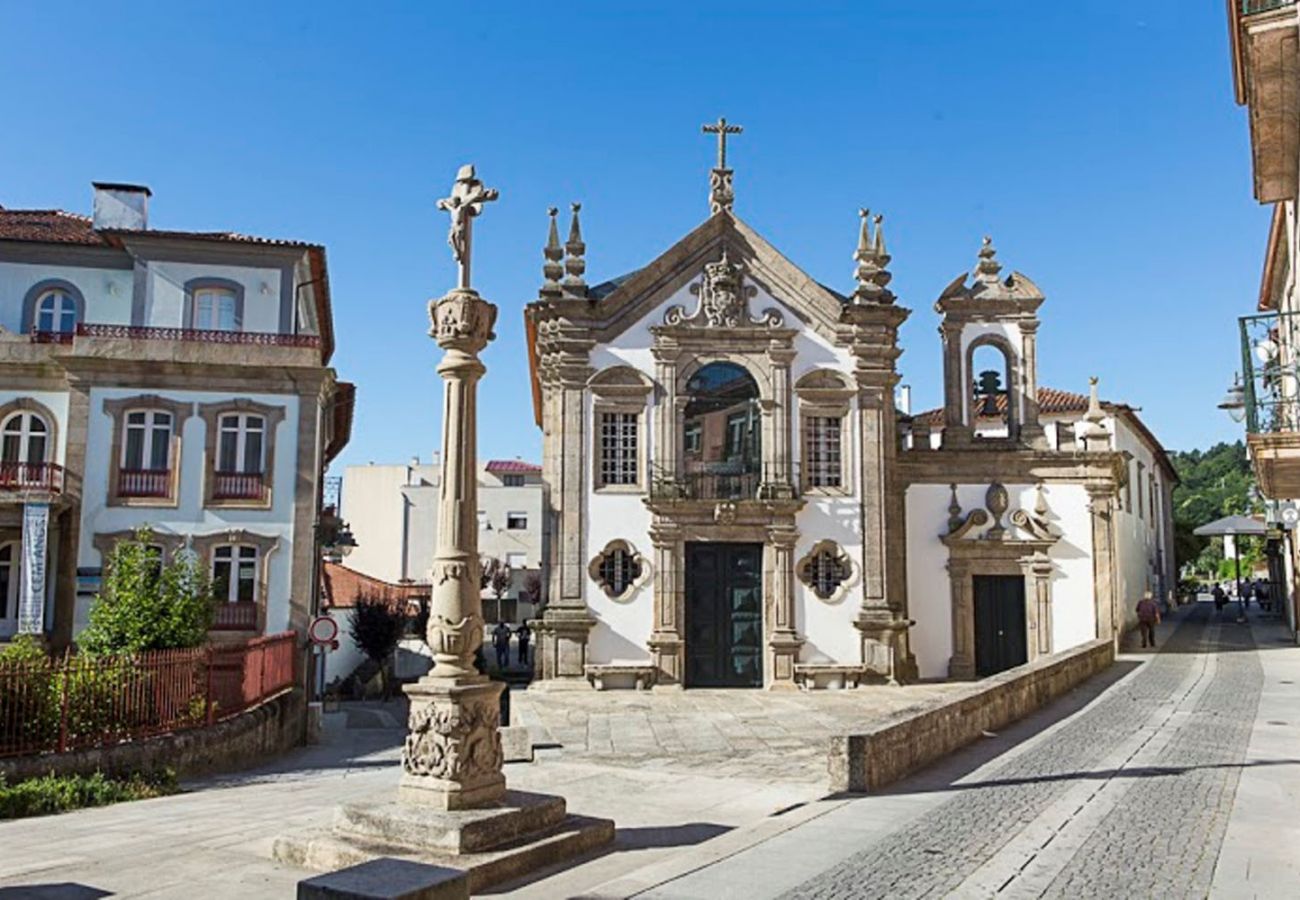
[767,631,802,690]
[532,607,596,684]
[855,611,917,684]
[648,632,684,687]
[399,677,505,811]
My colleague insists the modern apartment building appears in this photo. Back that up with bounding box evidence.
[0,182,353,647]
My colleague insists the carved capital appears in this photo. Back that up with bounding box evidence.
[402,692,503,783]
[429,288,498,353]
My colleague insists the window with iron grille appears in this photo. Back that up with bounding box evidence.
[598,412,639,487]
[597,547,642,597]
[805,547,850,600]
[804,415,843,489]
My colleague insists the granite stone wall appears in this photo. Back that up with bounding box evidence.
[829,639,1114,792]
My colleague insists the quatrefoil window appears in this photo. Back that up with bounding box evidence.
[588,540,651,601]
[796,540,857,604]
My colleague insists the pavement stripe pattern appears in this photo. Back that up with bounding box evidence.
[779,604,1263,900]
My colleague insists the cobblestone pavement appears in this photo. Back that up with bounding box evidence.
[774,603,1264,900]
[513,682,962,784]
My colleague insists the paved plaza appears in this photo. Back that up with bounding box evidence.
[0,600,1296,898]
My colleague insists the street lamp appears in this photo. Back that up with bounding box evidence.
[1219,373,1247,424]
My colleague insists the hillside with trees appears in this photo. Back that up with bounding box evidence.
[1169,441,1258,577]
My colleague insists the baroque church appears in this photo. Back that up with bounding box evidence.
[525,121,1175,690]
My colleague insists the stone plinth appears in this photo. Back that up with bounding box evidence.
[398,677,505,811]
[274,791,614,894]
[297,857,468,900]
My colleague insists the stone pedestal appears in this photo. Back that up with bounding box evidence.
[532,607,596,688]
[398,678,505,811]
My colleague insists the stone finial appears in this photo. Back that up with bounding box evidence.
[563,202,586,292]
[853,209,895,305]
[947,484,963,533]
[703,116,742,215]
[975,235,1003,284]
[541,207,563,297]
[1082,376,1110,450]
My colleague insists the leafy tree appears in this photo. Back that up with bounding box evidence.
[346,592,407,699]
[80,530,212,654]
[480,557,511,623]
[1168,442,1262,578]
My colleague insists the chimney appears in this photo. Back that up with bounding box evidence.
[898,384,912,415]
[92,182,151,230]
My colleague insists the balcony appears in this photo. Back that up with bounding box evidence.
[649,462,800,504]
[1236,0,1300,202]
[119,468,171,499]
[0,462,64,495]
[1240,311,1300,497]
[211,601,258,632]
[212,471,266,502]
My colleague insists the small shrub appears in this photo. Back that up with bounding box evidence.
[0,769,179,819]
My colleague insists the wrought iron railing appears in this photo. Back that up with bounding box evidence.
[1242,0,1296,15]
[76,323,321,348]
[1240,310,1300,434]
[211,601,259,631]
[649,462,800,502]
[0,462,64,493]
[29,331,75,345]
[119,468,171,499]
[212,471,266,501]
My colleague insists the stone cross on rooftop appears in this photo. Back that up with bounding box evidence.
[702,116,743,169]
[436,164,499,291]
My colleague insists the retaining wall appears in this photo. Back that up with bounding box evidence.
[0,689,306,782]
[829,638,1114,793]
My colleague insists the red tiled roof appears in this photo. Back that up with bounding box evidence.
[0,210,106,245]
[485,459,541,473]
[320,561,428,610]
[911,387,1095,425]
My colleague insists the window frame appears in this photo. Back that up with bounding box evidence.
[0,410,50,466]
[588,367,652,495]
[796,540,858,604]
[197,399,286,509]
[505,512,528,531]
[183,277,245,333]
[103,395,194,507]
[21,279,85,337]
[794,370,854,497]
[587,539,652,601]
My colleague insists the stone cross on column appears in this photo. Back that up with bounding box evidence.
[401,164,505,811]
[702,116,742,215]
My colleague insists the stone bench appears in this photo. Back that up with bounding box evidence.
[584,663,657,691]
[298,857,468,899]
[793,663,871,691]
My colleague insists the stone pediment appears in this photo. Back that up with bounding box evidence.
[935,237,1044,317]
[584,212,851,345]
[942,482,1060,547]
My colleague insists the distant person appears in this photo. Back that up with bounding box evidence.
[516,622,532,666]
[1137,592,1161,649]
[491,621,512,669]
[1258,579,1272,612]
[1213,584,1227,613]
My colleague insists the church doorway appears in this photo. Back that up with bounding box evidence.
[684,542,763,687]
[973,574,1027,677]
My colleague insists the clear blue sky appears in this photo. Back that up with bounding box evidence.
[1,1,1263,466]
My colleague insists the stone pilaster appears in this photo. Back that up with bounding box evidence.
[400,286,504,812]
[1086,483,1119,649]
[50,379,89,649]
[768,346,795,492]
[648,522,684,687]
[767,527,801,689]
[1019,321,1047,449]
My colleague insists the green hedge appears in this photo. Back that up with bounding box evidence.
[0,770,179,819]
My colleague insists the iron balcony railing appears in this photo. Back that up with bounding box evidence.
[649,461,801,502]
[212,471,266,501]
[119,468,171,499]
[1242,0,1297,15]
[0,462,64,494]
[1239,310,1300,434]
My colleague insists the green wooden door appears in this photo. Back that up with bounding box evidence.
[685,542,764,687]
[973,574,1028,677]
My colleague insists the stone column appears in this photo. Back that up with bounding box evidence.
[1086,484,1119,649]
[1019,321,1047,449]
[946,559,975,680]
[767,526,801,689]
[400,286,505,811]
[648,522,684,686]
[768,346,795,493]
[940,321,970,446]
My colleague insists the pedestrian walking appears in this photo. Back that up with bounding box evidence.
[1136,592,1161,648]
[1212,583,1227,613]
[491,620,512,669]
[516,621,532,666]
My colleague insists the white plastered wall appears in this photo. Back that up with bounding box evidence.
[0,262,133,332]
[144,262,282,331]
[905,481,1097,680]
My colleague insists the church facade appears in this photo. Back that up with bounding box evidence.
[525,135,1174,689]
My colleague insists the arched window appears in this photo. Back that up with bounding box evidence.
[123,410,173,471]
[0,542,19,631]
[191,287,238,331]
[683,361,761,498]
[33,289,80,334]
[969,342,1013,437]
[1,411,49,465]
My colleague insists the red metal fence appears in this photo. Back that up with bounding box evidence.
[0,632,296,758]
[118,468,171,499]
[211,471,265,501]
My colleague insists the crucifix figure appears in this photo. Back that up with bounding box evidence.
[436,163,499,290]
[702,116,743,170]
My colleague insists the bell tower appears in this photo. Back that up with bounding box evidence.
[934,238,1047,449]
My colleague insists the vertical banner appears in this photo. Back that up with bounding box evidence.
[19,502,49,634]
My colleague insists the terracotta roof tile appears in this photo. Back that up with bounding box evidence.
[320,561,428,610]
[0,210,106,245]
[485,459,541,473]
[911,386,1095,425]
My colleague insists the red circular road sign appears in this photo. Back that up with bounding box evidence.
[308,615,339,646]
